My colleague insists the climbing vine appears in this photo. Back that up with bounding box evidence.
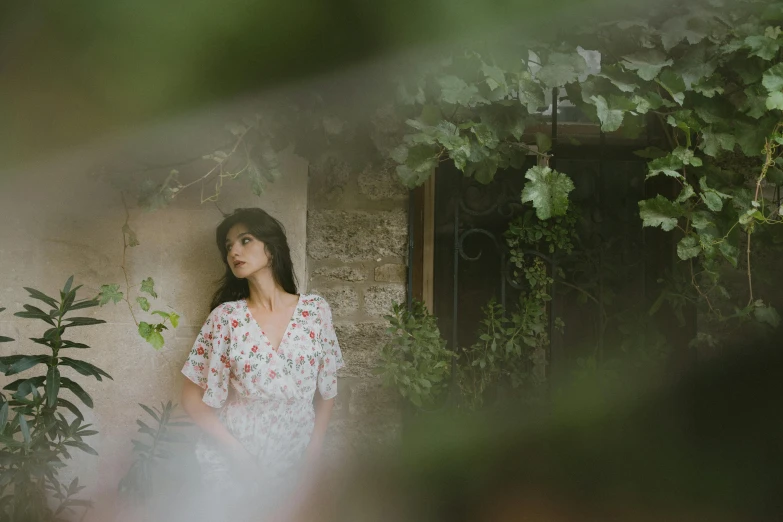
[126,0,783,342]
[381,0,783,331]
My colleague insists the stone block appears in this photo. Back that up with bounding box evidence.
[312,286,359,317]
[342,348,383,380]
[307,209,407,262]
[335,321,390,353]
[312,265,367,282]
[347,379,400,420]
[357,166,408,201]
[364,285,406,317]
[374,263,407,283]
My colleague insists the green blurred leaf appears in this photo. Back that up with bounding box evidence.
[535,52,587,88]
[622,50,673,81]
[136,297,150,312]
[754,302,780,328]
[122,224,140,247]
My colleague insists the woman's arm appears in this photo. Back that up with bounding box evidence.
[180,379,249,462]
[305,392,335,463]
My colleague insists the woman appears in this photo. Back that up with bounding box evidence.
[180,208,344,520]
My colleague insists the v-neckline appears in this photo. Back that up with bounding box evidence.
[243,294,302,352]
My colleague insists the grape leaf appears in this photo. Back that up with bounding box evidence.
[98,285,123,306]
[520,166,575,220]
[638,195,682,231]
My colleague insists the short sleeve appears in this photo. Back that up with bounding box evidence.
[181,307,232,408]
[316,299,345,400]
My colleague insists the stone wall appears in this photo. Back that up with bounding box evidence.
[306,156,409,455]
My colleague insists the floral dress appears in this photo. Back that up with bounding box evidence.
[180,294,344,516]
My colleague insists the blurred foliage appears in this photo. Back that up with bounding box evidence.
[0,278,111,521]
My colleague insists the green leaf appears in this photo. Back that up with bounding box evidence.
[5,355,49,376]
[481,62,507,93]
[65,317,106,327]
[744,35,780,61]
[151,310,171,321]
[660,16,706,50]
[675,183,695,203]
[590,95,624,132]
[45,367,60,409]
[719,240,739,267]
[136,297,150,312]
[60,377,93,408]
[622,50,673,81]
[18,414,30,445]
[698,177,731,212]
[438,76,487,107]
[470,123,499,149]
[599,65,639,93]
[535,132,552,154]
[677,235,701,260]
[169,312,180,328]
[140,278,157,299]
[63,276,74,296]
[517,71,546,113]
[139,403,160,422]
[742,85,769,119]
[57,398,84,421]
[98,284,123,306]
[465,155,500,185]
[638,195,682,231]
[69,298,101,311]
[535,52,587,88]
[656,70,686,105]
[699,129,736,157]
[754,302,780,328]
[23,287,59,309]
[672,147,702,167]
[740,117,777,156]
[4,375,45,392]
[146,331,165,350]
[634,147,668,159]
[647,154,684,179]
[693,76,725,98]
[59,358,113,381]
[15,305,55,325]
[673,43,716,89]
[762,63,783,92]
[765,91,783,110]
[122,224,140,247]
[138,322,153,339]
[520,166,575,220]
[396,144,439,188]
[64,441,99,456]
[61,340,90,349]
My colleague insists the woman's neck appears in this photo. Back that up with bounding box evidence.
[245,272,289,311]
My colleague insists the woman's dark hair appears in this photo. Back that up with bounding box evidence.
[210,208,298,310]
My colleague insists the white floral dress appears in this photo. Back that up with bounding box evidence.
[180,294,344,515]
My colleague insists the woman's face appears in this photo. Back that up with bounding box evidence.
[225,223,271,279]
